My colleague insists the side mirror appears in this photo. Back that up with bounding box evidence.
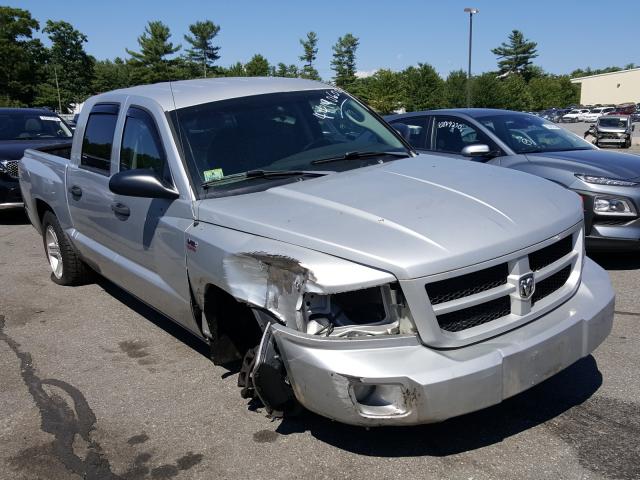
[109,169,179,199]
[461,144,491,158]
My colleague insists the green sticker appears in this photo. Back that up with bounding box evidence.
[203,168,224,182]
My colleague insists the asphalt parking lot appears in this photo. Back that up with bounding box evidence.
[2,191,640,478]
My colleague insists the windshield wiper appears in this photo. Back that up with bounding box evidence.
[201,169,327,188]
[311,150,411,165]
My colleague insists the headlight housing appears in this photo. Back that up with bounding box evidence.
[302,283,416,337]
[593,196,637,216]
[576,174,638,187]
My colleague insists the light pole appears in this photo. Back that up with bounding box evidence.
[464,7,479,107]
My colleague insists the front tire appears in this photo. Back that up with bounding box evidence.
[41,211,91,285]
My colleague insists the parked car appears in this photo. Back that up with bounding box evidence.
[386,108,640,250]
[0,108,73,210]
[607,103,637,116]
[19,78,613,426]
[589,115,635,148]
[562,109,590,123]
[582,106,616,123]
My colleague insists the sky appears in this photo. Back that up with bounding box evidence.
[9,0,640,80]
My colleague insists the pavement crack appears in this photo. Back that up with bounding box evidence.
[1,314,205,479]
[614,310,640,317]
[0,314,123,480]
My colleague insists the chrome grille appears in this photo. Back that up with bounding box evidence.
[426,232,580,333]
[3,160,19,179]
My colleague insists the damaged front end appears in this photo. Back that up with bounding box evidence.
[223,250,418,417]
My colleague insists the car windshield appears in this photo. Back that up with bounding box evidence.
[599,117,628,128]
[478,113,595,154]
[172,89,408,194]
[0,111,72,140]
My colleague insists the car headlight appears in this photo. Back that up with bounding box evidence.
[0,160,8,173]
[593,196,637,216]
[576,174,638,187]
[302,284,416,337]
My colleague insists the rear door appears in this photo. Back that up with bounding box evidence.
[66,103,122,273]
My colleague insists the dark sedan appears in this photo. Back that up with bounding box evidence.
[0,108,73,210]
[386,108,640,250]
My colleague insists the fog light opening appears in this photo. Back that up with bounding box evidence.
[350,382,410,417]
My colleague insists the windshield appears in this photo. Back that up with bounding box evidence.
[0,111,72,140]
[599,117,628,128]
[478,113,595,154]
[172,89,407,193]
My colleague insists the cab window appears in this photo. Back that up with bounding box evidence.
[119,107,169,181]
[81,104,119,174]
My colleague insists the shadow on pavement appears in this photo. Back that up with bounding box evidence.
[95,276,210,360]
[0,208,29,225]
[588,252,640,271]
[276,355,602,457]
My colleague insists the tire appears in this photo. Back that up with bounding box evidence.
[41,211,92,285]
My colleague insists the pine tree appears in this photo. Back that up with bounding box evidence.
[331,33,359,89]
[244,54,270,76]
[299,31,320,80]
[491,30,538,78]
[126,21,180,84]
[184,20,221,78]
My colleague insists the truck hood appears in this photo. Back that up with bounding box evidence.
[0,139,72,160]
[196,155,581,279]
[525,149,640,180]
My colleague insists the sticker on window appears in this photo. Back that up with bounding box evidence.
[39,116,61,121]
[203,168,224,182]
[542,124,561,130]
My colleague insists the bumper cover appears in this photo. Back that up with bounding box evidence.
[0,175,23,209]
[272,258,614,426]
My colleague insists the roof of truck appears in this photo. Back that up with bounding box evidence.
[99,77,329,111]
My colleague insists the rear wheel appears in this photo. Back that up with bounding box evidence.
[41,211,91,285]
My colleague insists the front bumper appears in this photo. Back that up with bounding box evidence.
[0,175,23,210]
[272,258,614,426]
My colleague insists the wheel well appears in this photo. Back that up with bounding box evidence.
[35,199,54,225]
[203,284,263,366]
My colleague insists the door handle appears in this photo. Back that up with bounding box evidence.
[69,185,82,198]
[110,202,130,218]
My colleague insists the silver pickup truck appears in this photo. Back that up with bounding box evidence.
[19,78,614,426]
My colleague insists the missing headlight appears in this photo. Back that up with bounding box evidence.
[302,284,415,337]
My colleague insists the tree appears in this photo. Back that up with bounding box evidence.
[400,63,444,111]
[35,20,94,112]
[331,33,359,89]
[244,54,270,76]
[528,75,579,110]
[224,61,246,77]
[92,58,132,94]
[0,6,45,106]
[491,30,538,79]
[470,73,505,109]
[501,75,532,111]
[360,69,402,114]
[443,70,467,108]
[126,21,181,84]
[299,31,320,80]
[273,63,299,78]
[184,20,221,78]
